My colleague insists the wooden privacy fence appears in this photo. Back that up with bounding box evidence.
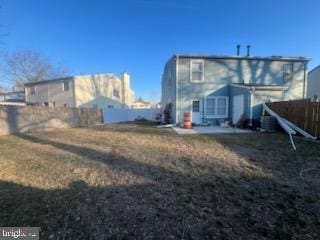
[267,99,320,138]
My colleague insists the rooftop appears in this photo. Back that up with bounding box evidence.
[175,53,310,62]
[308,65,320,74]
[24,72,118,87]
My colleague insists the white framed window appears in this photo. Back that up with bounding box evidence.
[192,100,200,112]
[190,59,204,82]
[63,81,69,91]
[30,86,35,95]
[205,96,228,118]
[283,63,294,83]
[113,89,120,98]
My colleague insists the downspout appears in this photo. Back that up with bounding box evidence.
[175,55,179,124]
[73,77,77,107]
[303,62,307,99]
[249,87,255,126]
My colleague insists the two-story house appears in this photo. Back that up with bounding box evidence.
[132,100,152,109]
[161,54,309,125]
[24,72,135,108]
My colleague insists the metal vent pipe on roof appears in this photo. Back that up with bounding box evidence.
[247,45,251,56]
[236,45,240,56]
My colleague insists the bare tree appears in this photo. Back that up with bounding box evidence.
[148,89,161,104]
[2,49,70,88]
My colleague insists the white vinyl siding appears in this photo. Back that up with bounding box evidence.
[205,96,228,118]
[190,60,204,82]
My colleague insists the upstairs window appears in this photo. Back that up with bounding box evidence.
[30,86,35,95]
[191,60,204,82]
[113,89,120,98]
[283,63,294,83]
[63,81,69,91]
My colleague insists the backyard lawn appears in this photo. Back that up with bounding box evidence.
[0,122,319,239]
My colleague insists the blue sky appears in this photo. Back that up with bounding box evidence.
[1,0,320,101]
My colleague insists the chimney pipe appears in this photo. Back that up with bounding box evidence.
[247,45,251,56]
[236,45,240,56]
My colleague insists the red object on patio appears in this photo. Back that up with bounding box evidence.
[183,112,192,129]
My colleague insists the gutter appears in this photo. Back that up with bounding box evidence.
[230,83,287,91]
[176,54,310,62]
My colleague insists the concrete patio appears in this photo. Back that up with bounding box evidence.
[172,126,253,135]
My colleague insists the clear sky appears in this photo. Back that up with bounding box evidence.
[1,0,320,101]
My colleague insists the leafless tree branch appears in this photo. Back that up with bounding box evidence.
[2,49,70,89]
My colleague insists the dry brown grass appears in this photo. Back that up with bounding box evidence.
[0,122,319,239]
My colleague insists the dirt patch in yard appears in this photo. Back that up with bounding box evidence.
[0,122,319,239]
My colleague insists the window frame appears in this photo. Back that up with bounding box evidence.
[204,96,229,118]
[62,80,69,92]
[113,89,120,98]
[190,59,204,82]
[30,86,35,95]
[283,63,294,83]
[192,99,200,113]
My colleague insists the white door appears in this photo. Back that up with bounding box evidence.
[192,100,201,124]
[232,95,244,124]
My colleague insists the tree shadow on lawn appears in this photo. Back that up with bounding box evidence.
[90,122,174,136]
[3,133,320,239]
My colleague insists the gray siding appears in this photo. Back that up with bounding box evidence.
[176,57,306,123]
[25,77,75,107]
[161,57,176,122]
[161,55,307,123]
[307,66,320,99]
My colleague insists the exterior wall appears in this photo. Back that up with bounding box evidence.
[282,61,306,100]
[252,90,284,119]
[74,73,134,109]
[161,57,176,122]
[173,57,307,123]
[25,78,75,107]
[74,74,123,108]
[24,73,134,109]
[120,72,134,108]
[307,66,320,99]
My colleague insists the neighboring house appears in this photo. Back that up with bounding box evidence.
[307,65,320,100]
[24,72,135,109]
[161,54,309,125]
[133,100,151,109]
[151,102,161,109]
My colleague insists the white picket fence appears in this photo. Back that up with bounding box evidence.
[102,108,160,124]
